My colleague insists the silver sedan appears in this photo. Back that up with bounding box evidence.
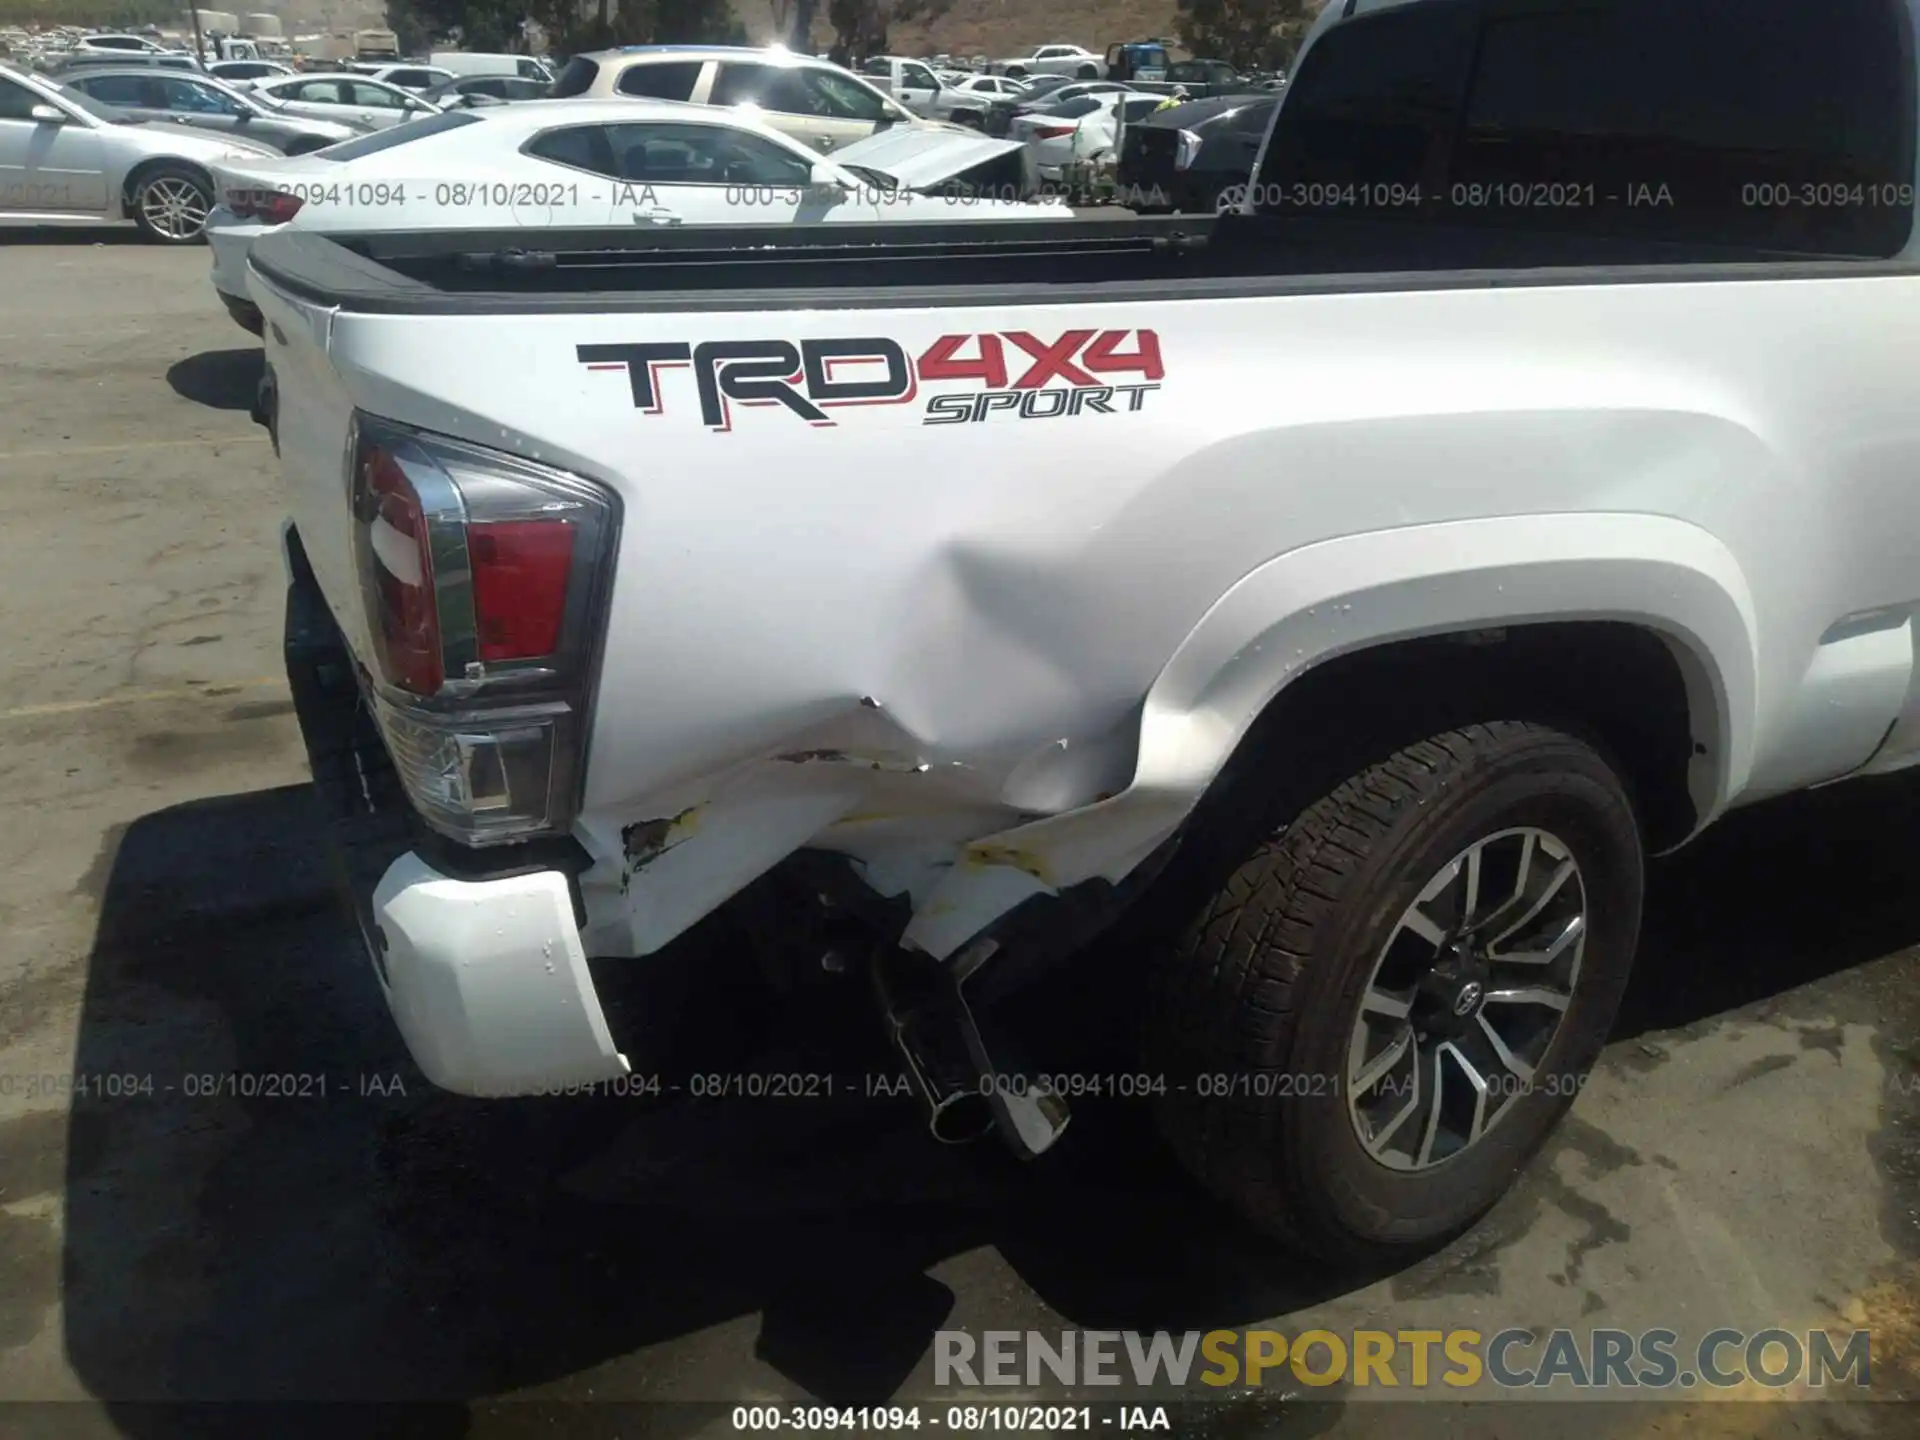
[247,73,440,131]
[0,63,282,241]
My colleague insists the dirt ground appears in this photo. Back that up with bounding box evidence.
[2,232,1919,1439]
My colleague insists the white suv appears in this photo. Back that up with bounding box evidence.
[550,45,953,154]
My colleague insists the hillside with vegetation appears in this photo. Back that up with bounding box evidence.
[730,0,1184,61]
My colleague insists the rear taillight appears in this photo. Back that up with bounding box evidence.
[347,415,616,846]
[1032,124,1075,140]
[470,520,576,662]
[226,186,305,224]
[360,446,442,695]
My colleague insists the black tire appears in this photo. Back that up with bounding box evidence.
[1076,64,1099,79]
[1144,722,1644,1263]
[128,162,213,244]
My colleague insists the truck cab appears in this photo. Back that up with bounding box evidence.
[1103,41,1171,82]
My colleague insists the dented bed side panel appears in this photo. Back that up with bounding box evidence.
[309,269,1920,958]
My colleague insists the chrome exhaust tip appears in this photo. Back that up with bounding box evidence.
[871,944,1071,1159]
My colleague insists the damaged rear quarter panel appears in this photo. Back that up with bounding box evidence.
[329,279,1794,960]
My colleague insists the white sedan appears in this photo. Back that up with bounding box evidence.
[206,99,1069,331]
[1012,90,1167,185]
[931,73,1028,125]
[247,73,440,130]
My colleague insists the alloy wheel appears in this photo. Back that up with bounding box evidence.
[1346,827,1587,1171]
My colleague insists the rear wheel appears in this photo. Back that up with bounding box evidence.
[130,163,213,244]
[1143,722,1644,1262]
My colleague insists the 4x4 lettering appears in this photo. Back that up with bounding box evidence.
[1081,329,1164,381]
[1004,329,1098,388]
[917,334,1008,389]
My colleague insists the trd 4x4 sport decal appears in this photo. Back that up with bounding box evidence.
[577,329,1163,431]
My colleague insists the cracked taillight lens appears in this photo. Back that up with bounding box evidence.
[347,415,616,846]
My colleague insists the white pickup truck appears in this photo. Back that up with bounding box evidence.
[247,0,1920,1261]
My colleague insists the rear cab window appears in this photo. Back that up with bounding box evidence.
[1254,0,1917,257]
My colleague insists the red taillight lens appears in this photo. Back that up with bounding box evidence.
[469,520,576,662]
[228,186,304,224]
[361,447,444,695]
[1033,124,1075,139]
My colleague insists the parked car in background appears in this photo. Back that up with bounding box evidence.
[249,72,440,130]
[551,46,963,153]
[856,54,946,114]
[72,33,179,57]
[982,77,1131,136]
[205,100,1065,331]
[1116,93,1278,211]
[62,68,364,155]
[930,73,1028,127]
[1010,88,1164,185]
[54,51,203,74]
[420,75,550,108]
[358,63,456,94]
[990,43,1102,79]
[209,58,295,84]
[1101,40,1172,82]
[430,50,554,82]
[0,62,280,241]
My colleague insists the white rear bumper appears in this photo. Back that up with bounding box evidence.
[207,208,268,305]
[368,853,629,1096]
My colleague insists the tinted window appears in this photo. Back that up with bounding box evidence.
[619,121,812,185]
[860,58,891,76]
[527,124,618,174]
[1043,96,1102,119]
[73,73,149,106]
[1256,0,1474,205]
[903,64,938,89]
[1120,97,1164,123]
[798,68,890,120]
[158,77,242,113]
[1450,0,1914,255]
[290,79,348,103]
[614,59,701,100]
[348,81,406,108]
[710,63,798,109]
[314,108,482,159]
[0,75,41,119]
[517,59,546,80]
[549,55,600,98]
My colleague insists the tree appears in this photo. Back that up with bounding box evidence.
[825,0,950,63]
[387,0,744,59]
[769,0,819,50]
[1175,0,1310,72]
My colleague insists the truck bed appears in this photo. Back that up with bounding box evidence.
[247,212,1900,315]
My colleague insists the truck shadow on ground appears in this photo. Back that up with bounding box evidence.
[0,226,145,247]
[55,768,1920,1428]
[164,347,263,412]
